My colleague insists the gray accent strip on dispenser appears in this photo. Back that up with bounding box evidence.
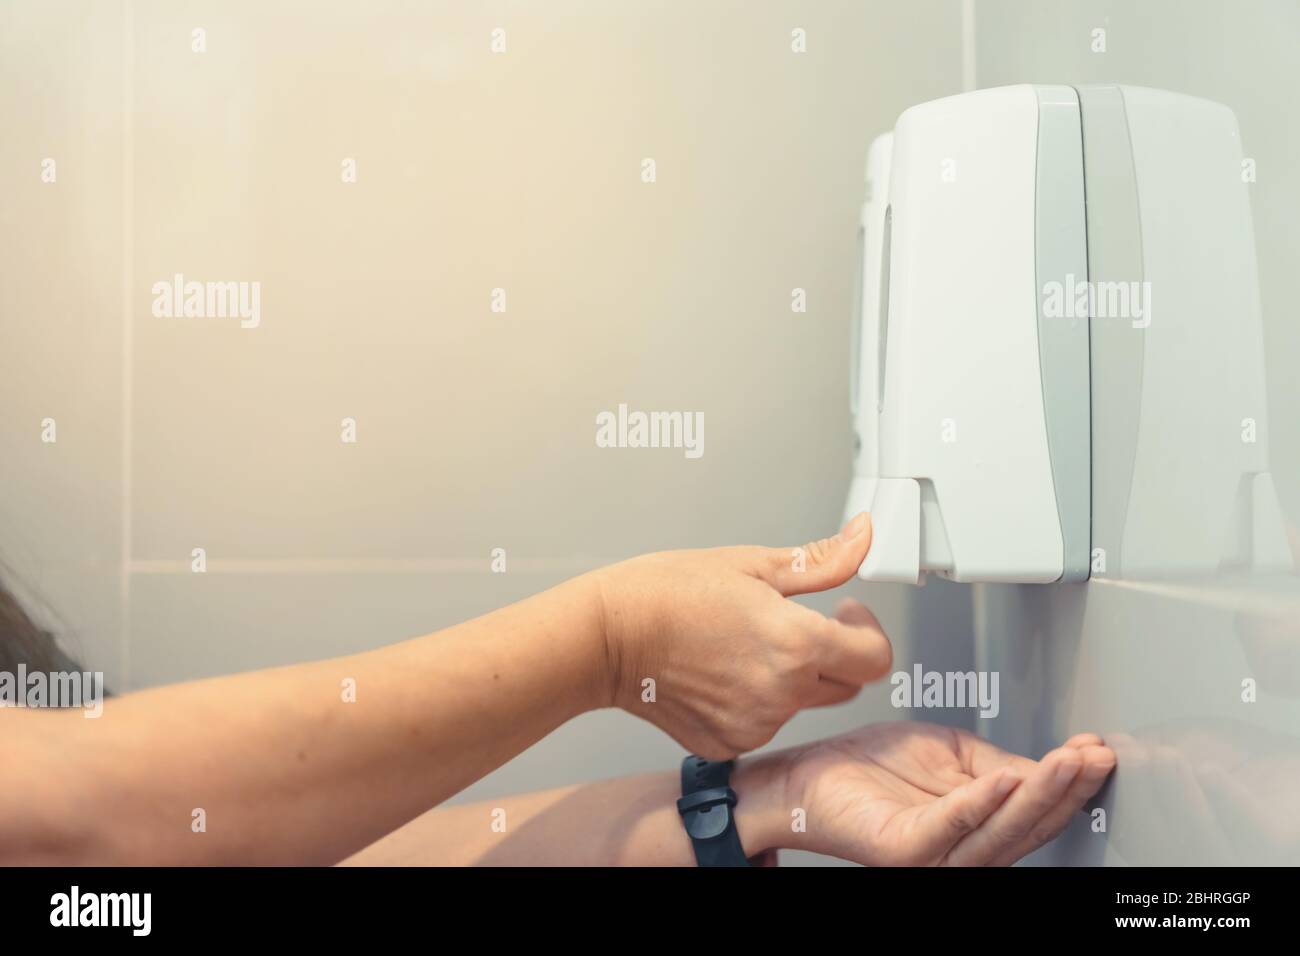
[1034,85,1092,582]
[1074,84,1146,581]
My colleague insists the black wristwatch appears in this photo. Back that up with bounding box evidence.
[676,755,751,867]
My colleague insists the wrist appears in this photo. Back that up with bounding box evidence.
[732,751,796,857]
[568,570,620,714]
[589,558,653,711]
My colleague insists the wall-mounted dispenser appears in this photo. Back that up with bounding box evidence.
[845,84,1292,585]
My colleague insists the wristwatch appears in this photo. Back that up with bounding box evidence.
[676,755,751,867]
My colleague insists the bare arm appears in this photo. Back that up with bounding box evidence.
[3,572,609,865]
[340,759,788,867]
[1,518,887,865]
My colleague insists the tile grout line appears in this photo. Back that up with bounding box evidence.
[119,0,134,689]
[126,558,617,575]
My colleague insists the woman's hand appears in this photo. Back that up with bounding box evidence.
[594,513,891,759]
[343,718,1116,867]
[741,721,1116,866]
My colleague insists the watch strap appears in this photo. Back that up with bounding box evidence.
[676,756,750,867]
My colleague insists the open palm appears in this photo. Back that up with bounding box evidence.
[785,718,1115,866]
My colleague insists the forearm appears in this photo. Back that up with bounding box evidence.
[339,754,791,866]
[4,573,610,866]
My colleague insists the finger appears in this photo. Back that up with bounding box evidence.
[904,768,1022,864]
[1063,732,1105,749]
[954,728,1042,780]
[833,597,877,626]
[987,744,1115,866]
[787,600,893,685]
[821,598,894,681]
[944,748,1083,866]
[759,512,873,597]
[805,677,861,708]
[813,613,893,685]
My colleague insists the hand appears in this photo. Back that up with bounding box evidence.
[742,721,1116,865]
[594,513,890,759]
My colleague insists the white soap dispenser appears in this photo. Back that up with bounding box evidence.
[844,84,1291,584]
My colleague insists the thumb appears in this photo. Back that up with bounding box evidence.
[760,512,872,597]
[912,769,1022,865]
